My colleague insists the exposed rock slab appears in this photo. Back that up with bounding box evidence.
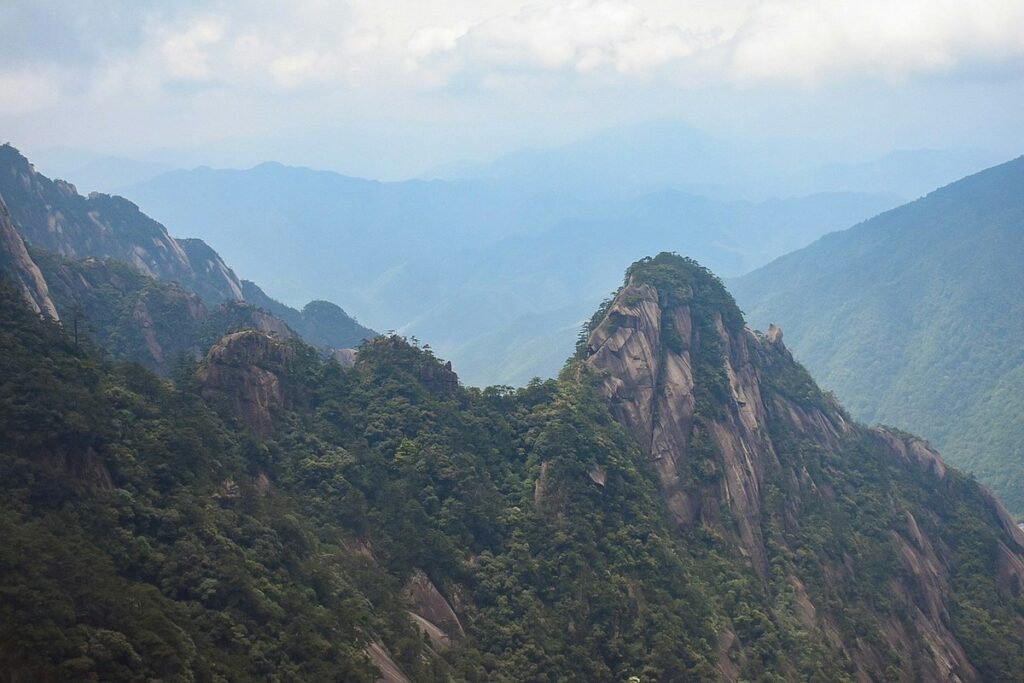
[403,569,464,650]
[0,195,58,319]
[197,330,295,437]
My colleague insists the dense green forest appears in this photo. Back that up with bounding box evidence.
[732,156,1024,515]
[3,254,1024,681]
[0,279,732,681]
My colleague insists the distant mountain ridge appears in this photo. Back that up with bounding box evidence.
[426,121,1002,203]
[122,158,896,385]
[732,155,1024,515]
[0,144,375,369]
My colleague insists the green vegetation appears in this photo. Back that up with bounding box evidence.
[27,248,307,376]
[732,156,1024,515]
[0,284,417,681]
[2,247,1024,681]
[0,283,727,680]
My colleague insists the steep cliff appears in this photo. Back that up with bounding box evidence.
[0,144,243,304]
[0,144,372,374]
[582,253,1024,681]
[0,195,57,319]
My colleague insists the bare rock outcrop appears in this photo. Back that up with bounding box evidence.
[0,195,58,319]
[404,569,464,651]
[585,276,779,572]
[332,347,357,367]
[197,330,295,437]
[0,143,243,305]
[418,359,459,394]
[365,642,412,683]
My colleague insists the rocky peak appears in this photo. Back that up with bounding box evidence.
[197,330,296,437]
[585,253,781,570]
[583,253,1024,680]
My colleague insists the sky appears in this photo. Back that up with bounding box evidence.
[3,0,1024,179]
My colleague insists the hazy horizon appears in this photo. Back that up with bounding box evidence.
[4,1,1024,181]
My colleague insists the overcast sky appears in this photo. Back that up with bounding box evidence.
[3,0,1024,178]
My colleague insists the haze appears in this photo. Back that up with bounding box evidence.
[4,0,1024,180]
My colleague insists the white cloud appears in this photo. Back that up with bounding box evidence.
[3,0,1024,162]
[728,0,1024,85]
[409,1,711,82]
[398,0,1024,88]
[9,0,1023,101]
[158,18,226,81]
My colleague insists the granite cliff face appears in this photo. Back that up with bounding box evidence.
[587,277,778,573]
[197,330,297,437]
[0,195,57,319]
[0,144,243,304]
[583,253,1024,682]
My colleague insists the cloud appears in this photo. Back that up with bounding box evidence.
[157,18,226,81]
[727,0,1024,85]
[402,0,1024,89]
[408,1,713,84]
[3,0,1023,153]
[5,0,1024,104]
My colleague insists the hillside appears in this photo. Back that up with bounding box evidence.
[0,143,244,305]
[731,156,1024,515]
[2,253,1023,681]
[0,145,374,364]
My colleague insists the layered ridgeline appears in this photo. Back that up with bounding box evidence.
[0,143,373,370]
[123,159,896,386]
[731,156,1024,515]
[3,252,1024,681]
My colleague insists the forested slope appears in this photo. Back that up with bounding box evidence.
[3,254,1024,681]
[732,157,1024,514]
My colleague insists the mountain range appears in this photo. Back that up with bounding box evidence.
[3,141,1024,680]
[122,159,898,385]
[426,122,1003,203]
[732,155,1024,516]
